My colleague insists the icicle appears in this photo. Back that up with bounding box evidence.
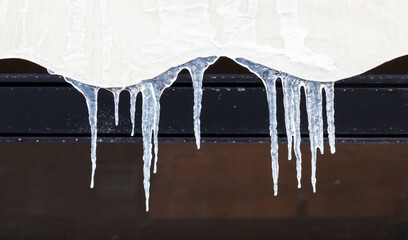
[150,56,218,175]
[304,81,324,193]
[235,58,336,195]
[265,74,279,197]
[281,74,303,188]
[137,67,182,211]
[110,88,123,126]
[323,83,336,154]
[184,56,218,149]
[234,58,280,196]
[139,57,218,210]
[64,77,100,189]
[61,56,336,209]
[151,82,163,174]
[147,67,182,175]
[128,85,140,136]
[140,82,157,212]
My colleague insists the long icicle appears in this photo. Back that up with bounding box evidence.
[305,81,324,193]
[282,76,295,161]
[281,74,303,188]
[184,56,218,149]
[234,58,280,196]
[64,77,100,189]
[141,66,183,209]
[151,56,218,174]
[265,74,279,196]
[151,81,165,174]
[148,66,182,174]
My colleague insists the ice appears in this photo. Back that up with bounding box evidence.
[140,82,156,212]
[128,85,140,136]
[145,65,182,176]
[64,77,100,189]
[235,58,336,194]
[64,57,336,211]
[110,88,124,126]
[281,74,303,188]
[304,81,324,192]
[235,58,280,195]
[184,56,218,149]
[136,56,218,210]
[324,83,336,154]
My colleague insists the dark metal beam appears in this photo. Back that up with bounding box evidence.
[0,73,407,143]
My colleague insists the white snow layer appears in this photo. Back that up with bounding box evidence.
[2,0,408,86]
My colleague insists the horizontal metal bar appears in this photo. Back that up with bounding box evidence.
[2,73,408,86]
[0,74,407,142]
[1,135,408,143]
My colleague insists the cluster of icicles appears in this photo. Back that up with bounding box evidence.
[61,56,335,212]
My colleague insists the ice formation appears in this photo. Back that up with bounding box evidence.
[63,77,99,189]
[64,56,218,211]
[235,58,335,195]
[65,56,335,211]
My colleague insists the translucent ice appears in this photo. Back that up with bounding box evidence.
[140,82,156,212]
[184,56,218,149]
[235,58,280,196]
[64,77,100,189]
[236,58,336,194]
[110,88,124,126]
[281,74,303,188]
[65,57,335,211]
[128,85,140,136]
[138,56,217,210]
[324,83,336,154]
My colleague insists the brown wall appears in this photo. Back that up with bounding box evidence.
[0,142,407,239]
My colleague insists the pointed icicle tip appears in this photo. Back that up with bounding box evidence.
[111,88,123,127]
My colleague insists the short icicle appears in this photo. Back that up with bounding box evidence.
[234,58,280,196]
[111,88,124,126]
[128,85,140,136]
[323,83,336,154]
[64,78,100,189]
[281,74,303,188]
[184,56,218,149]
